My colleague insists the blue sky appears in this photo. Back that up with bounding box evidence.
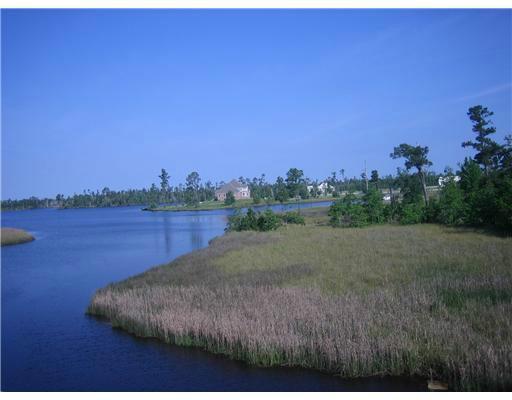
[2,9,511,199]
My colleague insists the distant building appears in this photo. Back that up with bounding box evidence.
[215,180,251,201]
[307,181,333,196]
[438,175,461,187]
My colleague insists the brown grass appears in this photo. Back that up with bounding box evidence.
[1,227,34,246]
[88,219,512,391]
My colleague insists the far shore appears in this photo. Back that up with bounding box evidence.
[1,227,35,246]
[143,196,335,212]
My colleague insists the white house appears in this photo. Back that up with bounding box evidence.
[307,181,333,196]
[438,175,461,187]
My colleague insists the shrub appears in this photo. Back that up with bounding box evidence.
[363,188,385,224]
[227,208,282,232]
[224,191,236,206]
[399,202,425,225]
[438,180,467,225]
[279,211,305,225]
[329,193,368,228]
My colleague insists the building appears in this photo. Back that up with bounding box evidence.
[215,180,251,201]
[307,181,333,196]
[438,175,461,187]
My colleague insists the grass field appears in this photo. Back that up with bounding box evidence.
[88,208,512,390]
[146,197,334,212]
[1,227,35,246]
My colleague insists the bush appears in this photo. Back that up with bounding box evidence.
[438,180,466,225]
[399,202,425,225]
[226,208,282,232]
[279,211,305,225]
[329,193,368,228]
[363,188,385,224]
[224,191,236,206]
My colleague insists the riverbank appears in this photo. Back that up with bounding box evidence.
[88,208,512,391]
[1,227,35,246]
[144,197,334,212]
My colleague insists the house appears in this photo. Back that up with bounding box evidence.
[438,175,461,187]
[307,181,333,196]
[215,179,251,201]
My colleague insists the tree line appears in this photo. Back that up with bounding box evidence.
[328,105,511,232]
[2,164,440,211]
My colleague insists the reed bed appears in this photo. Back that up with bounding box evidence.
[1,227,34,246]
[88,223,512,390]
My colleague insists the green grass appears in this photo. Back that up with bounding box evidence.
[87,209,512,390]
[145,197,334,212]
[1,227,35,246]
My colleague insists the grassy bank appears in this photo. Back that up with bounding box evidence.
[1,227,35,246]
[88,209,512,390]
[145,197,334,212]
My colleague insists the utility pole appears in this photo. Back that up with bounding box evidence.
[364,160,368,192]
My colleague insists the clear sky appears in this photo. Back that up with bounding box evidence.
[2,9,511,200]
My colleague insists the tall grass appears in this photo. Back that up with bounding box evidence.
[1,227,34,246]
[88,222,512,390]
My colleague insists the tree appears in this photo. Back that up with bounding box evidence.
[224,191,235,206]
[185,171,201,207]
[462,105,503,174]
[285,168,305,198]
[391,143,433,205]
[158,168,170,202]
[370,170,379,189]
[363,188,385,224]
[274,176,289,203]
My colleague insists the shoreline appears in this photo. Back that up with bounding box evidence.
[86,211,512,391]
[143,197,335,212]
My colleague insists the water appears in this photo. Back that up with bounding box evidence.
[1,204,426,391]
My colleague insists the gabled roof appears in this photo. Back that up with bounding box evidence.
[216,179,247,194]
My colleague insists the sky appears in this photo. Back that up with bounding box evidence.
[1,9,511,200]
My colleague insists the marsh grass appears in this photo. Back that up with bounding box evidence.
[1,227,34,246]
[88,218,512,390]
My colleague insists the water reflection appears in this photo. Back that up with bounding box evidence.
[162,214,172,256]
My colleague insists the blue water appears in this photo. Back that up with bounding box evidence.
[1,204,426,391]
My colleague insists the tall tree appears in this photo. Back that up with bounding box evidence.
[285,168,305,198]
[462,105,502,174]
[391,143,433,205]
[370,170,379,189]
[185,171,201,207]
[158,168,170,202]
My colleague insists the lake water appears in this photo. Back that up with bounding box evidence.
[1,203,426,391]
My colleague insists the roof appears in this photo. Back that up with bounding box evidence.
[215,179,248,194]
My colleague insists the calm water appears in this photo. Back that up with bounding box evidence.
[1,203,426,391]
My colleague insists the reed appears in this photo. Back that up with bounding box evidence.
[88,223,512,390]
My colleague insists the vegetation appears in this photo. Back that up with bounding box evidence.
[224,191,236,206]
[88,216,512,391]
[327,105,511,233]
[1,227,35,246]
[226,209,306,232]
[148,197,333,212]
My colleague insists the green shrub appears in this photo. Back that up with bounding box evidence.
[279,211,305,225]
[363,188,385,224]
[399,202,425,225]
[227,208,282,232]
[257,209,282,231]
[329,193,368,228]
[438,180,467,225]
[224,191,236,206]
